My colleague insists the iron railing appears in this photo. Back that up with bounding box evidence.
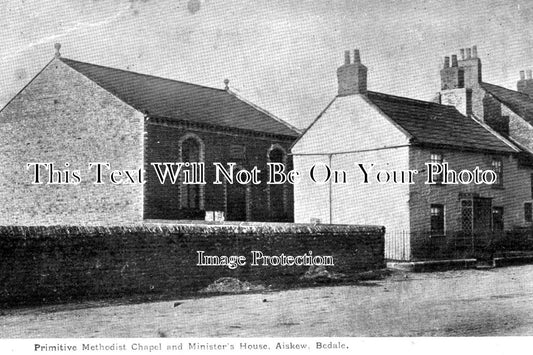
[385,228,533,261]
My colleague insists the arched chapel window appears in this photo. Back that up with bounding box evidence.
[179,133,205,211]
[268,145,287,221]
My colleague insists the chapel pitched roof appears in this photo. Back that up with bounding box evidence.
[59,58,300,137]
[480,82,533,124]
[365,91,517,153]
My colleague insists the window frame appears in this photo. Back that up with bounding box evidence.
[266,144,288,220]
[525,202,533,223]
[492,206,504,232]
[491,158,503,188]
[178,133,205,211]
[430,153,444,184]
[530,174,533,199]
[430,204,445,236]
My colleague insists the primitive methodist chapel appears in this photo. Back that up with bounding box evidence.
[0,44,300,225]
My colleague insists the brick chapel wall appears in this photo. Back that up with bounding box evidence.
[144,121,295,222]
[0,58,144,225]
[408,146,531,236]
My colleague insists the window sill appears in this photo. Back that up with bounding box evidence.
[429,182,445,186]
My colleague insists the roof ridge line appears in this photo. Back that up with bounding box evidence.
[482,81,533,101]
[361,94,415,141]
[367,90,447,107]
[481,81,524,93]
[469,113,520,152]
[226,89,301,134]
[0,57,56,115]
[289,96,337,151]
[60,57,226,93]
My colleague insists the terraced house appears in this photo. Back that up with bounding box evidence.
[0,44,300,225]
[436,45,533,227]
[292,49,533,261]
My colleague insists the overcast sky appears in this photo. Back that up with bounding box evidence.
[1,0,533,128]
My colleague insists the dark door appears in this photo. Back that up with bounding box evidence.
[227,184,247,221]
[473,197,492,233]
[461,197,493,235]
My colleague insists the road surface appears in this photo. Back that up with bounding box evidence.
[1,265,533,337]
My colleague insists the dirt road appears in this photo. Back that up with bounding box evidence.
[2,265,533,337]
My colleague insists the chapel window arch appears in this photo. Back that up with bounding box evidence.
[267,144,288,221]
[178,133,205,211]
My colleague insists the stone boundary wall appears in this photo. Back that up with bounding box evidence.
[0,223,384,307]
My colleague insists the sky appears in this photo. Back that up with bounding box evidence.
[1,0,533,129]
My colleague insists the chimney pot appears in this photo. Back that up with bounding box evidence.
[466,48,472,59]
[54,43,61,58]
[451,55,458,67]
[224,78,230,90]
[518,70,533,97]
[444,56,450,68]
[460,49,465,60]
[337,49,367,95]
[353,49,361,64]
[344,50,350,65]
[472,45,478,58]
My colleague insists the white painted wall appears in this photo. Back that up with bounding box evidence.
[292,95,410,155]
[292,94,412,259]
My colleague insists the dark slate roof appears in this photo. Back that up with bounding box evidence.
[366,91,516,153]
[481,82,533,124]
[59,58,299,137]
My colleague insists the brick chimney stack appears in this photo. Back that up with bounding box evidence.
[458,45,482,88]
[440,54,464,90]
[337,49,368,96]
[440,45,482,90]
[440,50,474,116]
[518,69,533,98]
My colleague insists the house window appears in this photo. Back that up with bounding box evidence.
[491,158,503,187]
[430,153,444,183]
[525,203,533,223]
[430,204,445,235]
[492,207,504,231]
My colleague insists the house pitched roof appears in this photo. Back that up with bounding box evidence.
[365,91,517,153]
[480,82,533,124]
[59,58,300,137]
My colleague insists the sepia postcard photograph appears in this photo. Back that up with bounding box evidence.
[0,0,533,353]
